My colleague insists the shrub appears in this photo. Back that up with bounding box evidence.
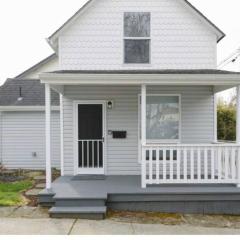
[217,102,236,141]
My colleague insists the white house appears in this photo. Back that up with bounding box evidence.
[3,0,240,219]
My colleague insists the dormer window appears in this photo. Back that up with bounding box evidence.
[124,12,151,64]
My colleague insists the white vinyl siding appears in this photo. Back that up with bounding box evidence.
[59,0,217,70]
[1,111,60,169]
[62,85,214,176]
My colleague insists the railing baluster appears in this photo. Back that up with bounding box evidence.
[218,147,222,181]
[170,149,173,181]
[163,148,166,182]
[190,147,194,180]
[231,147,236,180]
[225,147,229,180]
[204,148,208,180]
[198,147,201,181]
[184,148,187,181]
[149,148,153,184]
[87,141,89,168]
[97,141,99,168]
[177,148,180,181]
[82,141,84,168]
[92,141,94,168]
[211,148,215,180]
[156,149,160,184]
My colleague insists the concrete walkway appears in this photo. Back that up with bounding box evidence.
[0,217,240,235]
[1,207,240,235]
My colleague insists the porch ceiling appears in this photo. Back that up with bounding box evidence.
[40,70,240,88]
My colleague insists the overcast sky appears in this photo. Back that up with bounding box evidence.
[1,0,240,85]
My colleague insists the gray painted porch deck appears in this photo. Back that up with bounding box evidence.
[41,175,240,198]
[39,176,240,217]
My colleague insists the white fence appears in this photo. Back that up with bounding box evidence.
[141,144,240,187]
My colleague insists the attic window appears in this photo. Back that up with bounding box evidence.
[124,12,151,64]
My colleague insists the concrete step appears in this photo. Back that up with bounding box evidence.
[49,206,107,219]
[54,197,106,207]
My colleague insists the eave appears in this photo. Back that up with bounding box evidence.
[40,72,240,86]
[0,106,60,112]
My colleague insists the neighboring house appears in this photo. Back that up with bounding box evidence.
[0,54,60,169]
[4,0,240,219]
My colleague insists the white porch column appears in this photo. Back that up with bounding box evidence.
[237,86,240,187]
[60,94,64,176]
[237,86,240,144]
[45,84,52,190]
[141,85,146,145]
[141,84,147,188]
[213,93,218,143]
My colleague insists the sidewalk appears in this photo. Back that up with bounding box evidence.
[0,207,240,235]
[0,218,240,235]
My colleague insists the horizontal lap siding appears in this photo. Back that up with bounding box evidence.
[1,112,60,169]
[63,85,214,176]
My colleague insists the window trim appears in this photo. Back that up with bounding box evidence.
[123,12,151,64]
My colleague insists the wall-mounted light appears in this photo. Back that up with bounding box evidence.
[107,101,114,109]
[32,152,37,157]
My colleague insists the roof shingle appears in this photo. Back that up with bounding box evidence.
[0,79,59,106]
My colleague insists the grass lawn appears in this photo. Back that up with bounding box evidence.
[0,181,33,206]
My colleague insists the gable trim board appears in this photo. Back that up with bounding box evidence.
[48,0,225,51]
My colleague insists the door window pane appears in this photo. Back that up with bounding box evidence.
[146,96,180,140]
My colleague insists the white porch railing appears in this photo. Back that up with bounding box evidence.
[141,144,240,187]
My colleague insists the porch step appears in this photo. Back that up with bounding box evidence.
[49,206,107,219]
[54,197,106,207]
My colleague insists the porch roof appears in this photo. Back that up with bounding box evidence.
[40,69,240,88]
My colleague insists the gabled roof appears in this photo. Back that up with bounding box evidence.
[0,79,59,107]
[48,0,225,51]
[15,53,57,79]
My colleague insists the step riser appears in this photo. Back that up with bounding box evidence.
[39,195,55,207]
[55,199,105,207]
[50,213,105,220]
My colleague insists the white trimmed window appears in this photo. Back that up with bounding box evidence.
[139,95,181,143]
[124,12,151,64]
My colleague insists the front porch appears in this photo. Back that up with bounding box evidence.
[39,70,240,217]
[39,175,240,218]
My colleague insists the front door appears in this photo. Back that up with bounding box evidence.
[76,102,105,175]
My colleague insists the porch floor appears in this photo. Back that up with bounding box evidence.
[41,175,240,198]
